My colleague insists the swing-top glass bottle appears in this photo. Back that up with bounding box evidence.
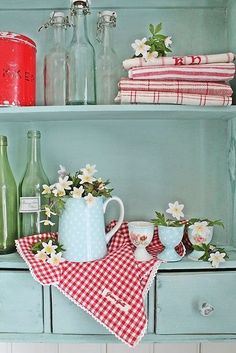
[43,11,68,105]
[96,10,120,104]
[67,0,96,105]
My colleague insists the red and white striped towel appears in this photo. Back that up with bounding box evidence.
[16,222,185,347]
[128,63,235,82]
[123,52,235,70]
[119,78,233,96]
[115,90,232,106]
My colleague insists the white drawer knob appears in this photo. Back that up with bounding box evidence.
[199,302,215,316]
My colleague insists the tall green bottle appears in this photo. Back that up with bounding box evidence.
[0,136,17,254]
[19,131,50,236]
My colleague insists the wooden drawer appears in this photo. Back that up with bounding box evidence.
[51,286,152,334]
[51,287,109,334]
[156,271,236,334]
[0,271,43,333]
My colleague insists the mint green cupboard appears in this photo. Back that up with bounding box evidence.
[0,0,236,345]
[0,271,43,333]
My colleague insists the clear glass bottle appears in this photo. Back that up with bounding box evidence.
[96,11,120,104]
[43,11,68,105]
[67,0,96,105]
[0,136,17,254]
[19,131,50,236]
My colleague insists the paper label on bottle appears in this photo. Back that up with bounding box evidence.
[19,197,40,213]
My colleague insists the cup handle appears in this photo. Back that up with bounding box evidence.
[104,196,124,244]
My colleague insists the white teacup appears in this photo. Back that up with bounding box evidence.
[128,221,154,261]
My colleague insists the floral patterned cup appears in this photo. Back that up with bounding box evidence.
[128,221,154,261]
[188,224,213,261]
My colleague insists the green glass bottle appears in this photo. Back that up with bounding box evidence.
[19,131,50,236]
[0,136,17,254]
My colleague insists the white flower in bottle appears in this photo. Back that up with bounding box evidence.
[71,186,84,199]
[208,251,226,268]
[131,38,150,57]
[189,221,210,237]
[166,201,184,220]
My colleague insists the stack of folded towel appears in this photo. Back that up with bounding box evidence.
[115,53,235,106]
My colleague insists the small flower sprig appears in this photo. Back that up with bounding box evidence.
[41,164,113,226]
[131,23,172,61]
[187,218,224,228]
[32,238,65,266]
[192,243,228,268]
[152,201,186,227]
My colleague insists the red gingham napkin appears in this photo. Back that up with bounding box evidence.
[16,221,185,347]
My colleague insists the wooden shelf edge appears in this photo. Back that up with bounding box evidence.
[0,105,235,122]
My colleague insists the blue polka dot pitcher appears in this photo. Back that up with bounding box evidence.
[58,196,124,262]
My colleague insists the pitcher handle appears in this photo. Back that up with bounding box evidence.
[104,196,124,244]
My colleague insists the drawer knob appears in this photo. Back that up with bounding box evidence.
[199,302,215,316]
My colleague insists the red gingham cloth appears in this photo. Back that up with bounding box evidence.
[123,52,235,70]
[16,221,185,347]
[128,63,235,82]
[115,90,232,106]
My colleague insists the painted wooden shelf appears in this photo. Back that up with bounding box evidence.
[0,105,236,122]
[2,248,236,270]
[0,0,227,10]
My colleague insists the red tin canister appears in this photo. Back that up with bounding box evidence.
[0,32,36,106]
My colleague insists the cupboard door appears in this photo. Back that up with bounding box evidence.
[156,271,236,334]
[0,271,43,333]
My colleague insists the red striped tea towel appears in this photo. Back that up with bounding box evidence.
[128,63,235,82]
[118,78,233,96]
[115,90,232,106]
[16,221,185,347]
[123,52,235,70]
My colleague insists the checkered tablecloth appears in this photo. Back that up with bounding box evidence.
[16,221,185,347]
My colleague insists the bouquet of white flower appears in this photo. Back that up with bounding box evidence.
[41,164,113,226]
[131,23,172,60]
